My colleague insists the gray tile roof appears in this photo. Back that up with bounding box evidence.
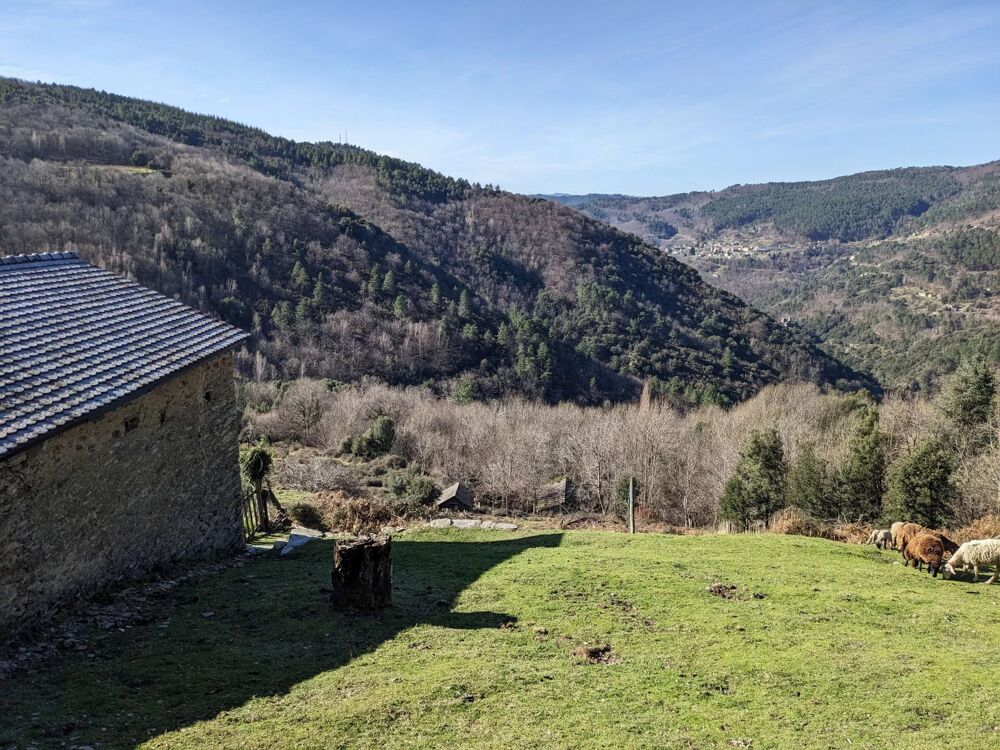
[0,252,248,458]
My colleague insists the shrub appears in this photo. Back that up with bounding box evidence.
[350,416,397,459]
[240,440,273,487]
[273,458,361,495]
[384,470,411,497]
[288,489,432,535]
[385,469,440,505]
[366,454,408,476]
[614,475,638,521]
[404,475,439,505]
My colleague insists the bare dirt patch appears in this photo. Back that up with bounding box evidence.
[707,582,766,601]
[573,642,622,665]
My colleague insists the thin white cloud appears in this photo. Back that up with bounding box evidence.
[0,64,61,81]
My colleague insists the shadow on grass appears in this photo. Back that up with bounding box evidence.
[1,532,563,749]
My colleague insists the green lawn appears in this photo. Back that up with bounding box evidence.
[3,529,1000,749]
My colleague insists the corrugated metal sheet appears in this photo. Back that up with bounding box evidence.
[0,252,248,458]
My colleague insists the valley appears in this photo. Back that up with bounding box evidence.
[0,78,870,407]
[548,162,1000,390]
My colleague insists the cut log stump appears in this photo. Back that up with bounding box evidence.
[331,535,392,609]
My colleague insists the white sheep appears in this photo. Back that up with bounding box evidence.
[865,528,892,548]
[943,539,1000,584]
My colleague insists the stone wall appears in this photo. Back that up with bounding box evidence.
[0,352,244,638]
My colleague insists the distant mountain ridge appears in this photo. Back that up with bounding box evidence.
[545,161,1000,390]
[0,77,874,405]
[543,161,1000,246]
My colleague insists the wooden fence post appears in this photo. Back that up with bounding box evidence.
[628,476,635,534]
[257,483,270,534]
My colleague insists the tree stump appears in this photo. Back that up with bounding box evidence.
[331,535,392,609]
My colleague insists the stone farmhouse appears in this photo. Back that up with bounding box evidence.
[0,252,248,636]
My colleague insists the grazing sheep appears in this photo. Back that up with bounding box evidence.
[902,532,945,576]
[889,521,913,551]
[943,539,1000,584]
[932,532,960,556]
[943,540,984,576]
[865,528,892,548]
[895,522,928,557]
[889,521,905,549]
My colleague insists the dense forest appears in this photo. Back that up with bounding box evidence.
[550,161,1000,391]
[0,78,870,406]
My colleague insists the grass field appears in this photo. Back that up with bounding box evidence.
[3,529,1000,749]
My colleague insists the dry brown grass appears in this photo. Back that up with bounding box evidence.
[770,507,837,540]
[768,508,873,545]
[951,514,1000,543]
[287,491,429,535]
[830,522,874,545]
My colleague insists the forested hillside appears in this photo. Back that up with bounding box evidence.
[548,163,1000,246]
[549,162,1000,391]
[0,78,871,405]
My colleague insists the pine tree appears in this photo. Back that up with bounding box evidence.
[312,274,329,311]
[294,297,313,323]
[497,321,511,348]
[785,442,830,518]
[393,294,409,319]
[537,340,553,384]
[453,376,477,404]
[837,410,885,521]
[271,301,292,329]
[938,354,996,428]
[290,260,310,291]
[382,269,396,295]
[720,346,734,376]
[429,282,442,311]
[366,265,381,299]
[720,428,787,530]
[459,289,472,318]
[883,437,954,527]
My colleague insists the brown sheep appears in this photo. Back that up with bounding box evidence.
[933,532,960,556]
[903,532,945,577]
[895,522,927,556]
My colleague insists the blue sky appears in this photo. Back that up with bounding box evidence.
[2,0,999,195]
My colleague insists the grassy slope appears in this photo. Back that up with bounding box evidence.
[3,530,1000,749]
